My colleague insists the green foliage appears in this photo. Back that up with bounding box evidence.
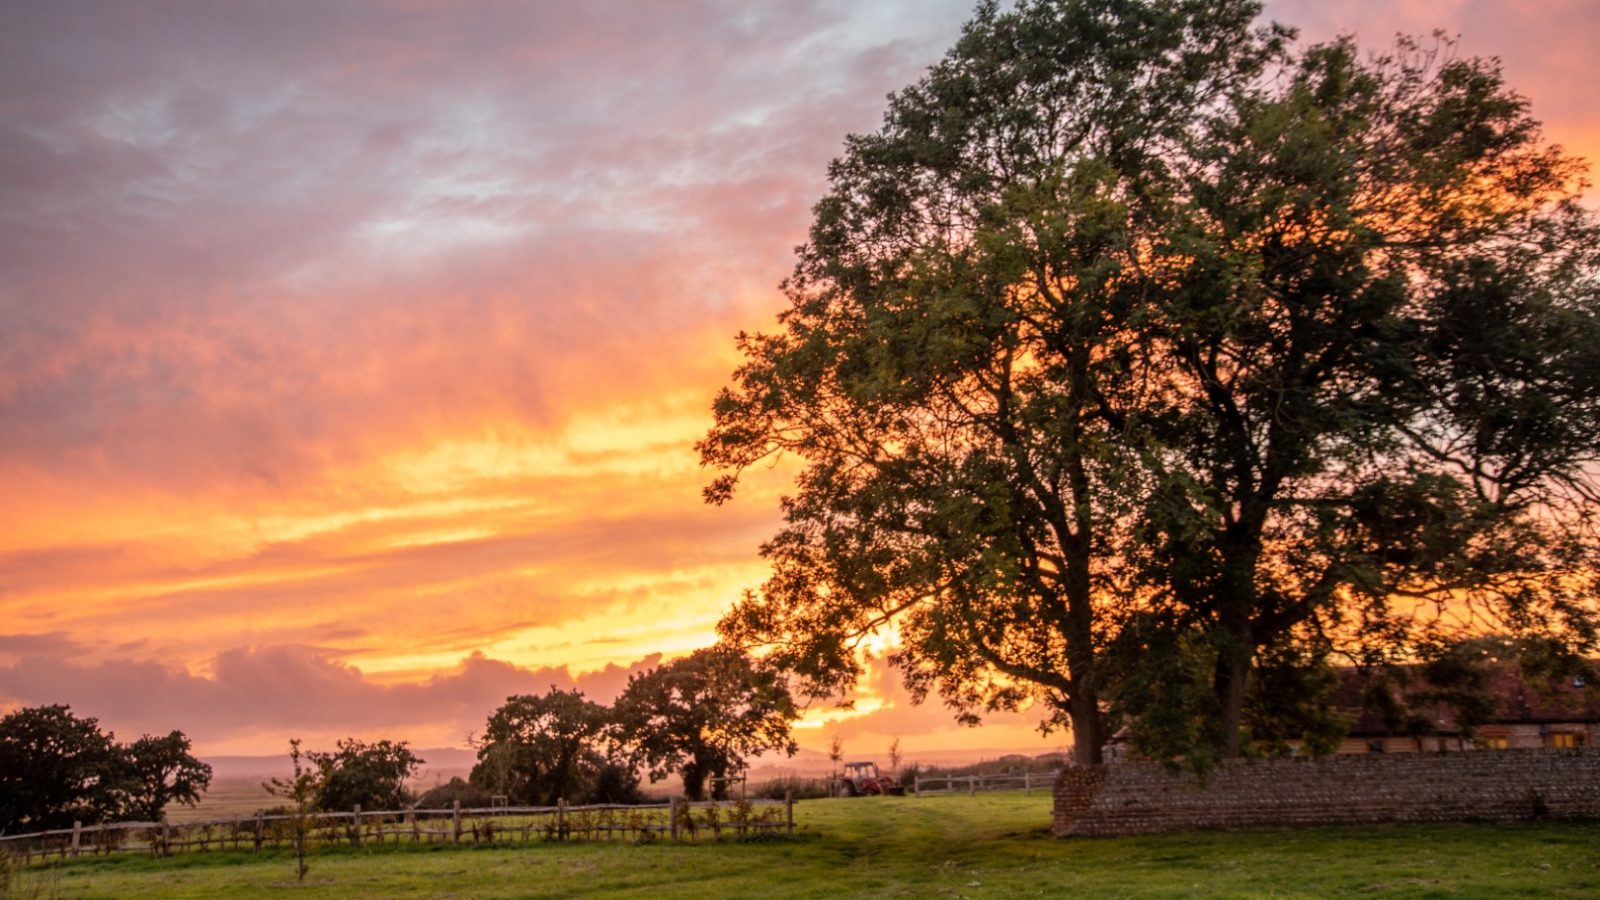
[0,706,121,833]
[613,647,798,800]
[703,0,1600,769]
[302,738,423,812]
[118,732,213,823]
[1240,644,1348,759]
[0,706,211,834]
[1116,28,1600,762]
[302,736,422,813]
[262,736,421,842]
[263,739,317,882]
[470,688,630,805]
[703,0,1283,768]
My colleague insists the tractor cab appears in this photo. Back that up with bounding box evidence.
[837,760,905,796]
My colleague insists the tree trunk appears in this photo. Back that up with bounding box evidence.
[682,765,707,802]
[1068,687,1103,766]
[1212,529,1262,759]
[1213,646,1249,759]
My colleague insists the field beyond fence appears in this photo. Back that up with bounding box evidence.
[912,770,1060,795]
[0,795,794,866]
[5,792,1597,899]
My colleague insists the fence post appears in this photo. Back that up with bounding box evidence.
[669,796,680,842]
[254,813,264,852]
[785,790,794,836]
[405,808,417,843]
[70,820,81,858]
[557,798,567,841]
[352,804,362,848]
[452,800,462,844]
[1024,771,1032,794]
[968,775,976,796]
[160,818,171,857]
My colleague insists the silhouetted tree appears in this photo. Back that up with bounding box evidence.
[613,647,798,800]
[118,731,213,822]
[702,0,1600,769]
[471,688,627,805]
[0,706,210,833]
[0,705,121,832]
[305,738,423,812]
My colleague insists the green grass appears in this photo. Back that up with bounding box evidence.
[11,793,1600,898]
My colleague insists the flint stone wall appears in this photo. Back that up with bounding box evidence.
[1053,748,1600,836]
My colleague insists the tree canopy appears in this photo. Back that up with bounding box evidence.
[701,0,1600,767]
[470,687,639,805]
[613,647,798,800]
[118,731,215,823]
[304,738,423,812]
[0,705,211,833]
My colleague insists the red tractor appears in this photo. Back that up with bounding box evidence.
[836,761,906,796]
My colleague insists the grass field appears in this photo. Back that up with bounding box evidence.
[9,792,1599,898]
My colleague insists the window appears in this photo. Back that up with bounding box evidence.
[1549,733,1581,749]
[1479,736,1509,750]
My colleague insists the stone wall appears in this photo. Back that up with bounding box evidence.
[1053,748,1600,836]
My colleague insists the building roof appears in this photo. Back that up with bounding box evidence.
[1338,663,1600,737]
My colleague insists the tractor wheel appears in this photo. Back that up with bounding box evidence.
[840,780,857,797]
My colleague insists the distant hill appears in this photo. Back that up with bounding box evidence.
[205,744,1058,781]
[204,746,479,781]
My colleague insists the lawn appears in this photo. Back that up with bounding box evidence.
[10,793,1599,898]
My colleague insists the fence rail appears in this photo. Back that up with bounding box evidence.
[913,770,1060,796]
[0,795,795,865]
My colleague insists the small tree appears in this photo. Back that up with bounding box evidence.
[306,738,423,812]
[118,731,212,822]
[614,647,798,800]
[827,733,844,797]
[264,740,317,882]
[887,737,903,778]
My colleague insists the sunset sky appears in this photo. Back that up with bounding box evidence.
[3,0,1598,760]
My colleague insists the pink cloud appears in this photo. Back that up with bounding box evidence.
[0,645,662,754]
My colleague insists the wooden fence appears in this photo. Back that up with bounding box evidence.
[0,795,795,866]
[913,771,1060,796]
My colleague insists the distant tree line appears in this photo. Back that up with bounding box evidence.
[2,648,796,835]
[0,705,211,834]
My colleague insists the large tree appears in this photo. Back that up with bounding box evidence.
[702,0,1599,766]
[0,705,122,832]
[1112,33,1600,763]
[702,0,1279,768]
[613,647,798,800]
[0,706,211,832]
